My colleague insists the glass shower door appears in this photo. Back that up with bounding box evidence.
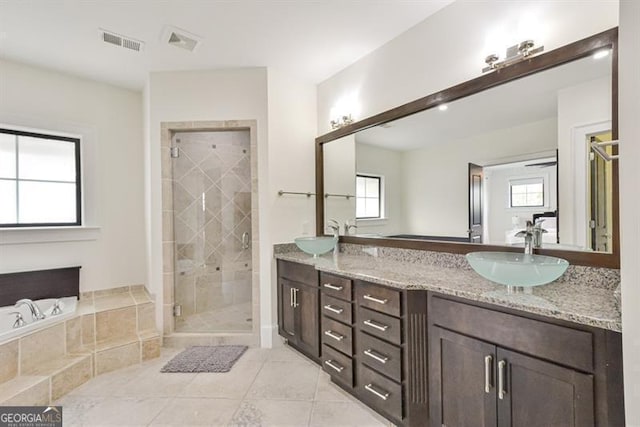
[171,130,252,333]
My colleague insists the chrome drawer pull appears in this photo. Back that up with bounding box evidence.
[498,360,507,400]
[323,304,344,314]
[363,319,389,331]
[324,330,345,341]
[324,359,344,373]
[484,355,493,393]
[364,349,389,364]
[363,294,388,305]
[364,383,389,401]
[323,283,343,291]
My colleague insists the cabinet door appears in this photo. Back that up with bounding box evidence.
[278,279,297,340]
[295,283,320,358]
[497,348,594,427]
[429,326,497,427]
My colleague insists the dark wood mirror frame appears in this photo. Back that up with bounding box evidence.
[315,28,619,268]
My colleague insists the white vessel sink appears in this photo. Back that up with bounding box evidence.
[466,252,569,287]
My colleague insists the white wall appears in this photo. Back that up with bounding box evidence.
[0,59,146,292]
[557,77,611,247]
[401,118,557,238]
[317,1,618,134]
[619,1,640,424]
[355,142,404,236]
[266,68,317,345]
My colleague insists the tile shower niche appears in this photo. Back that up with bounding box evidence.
[171,130,252,333]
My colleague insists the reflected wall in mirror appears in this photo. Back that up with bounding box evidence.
[323,43,615,254]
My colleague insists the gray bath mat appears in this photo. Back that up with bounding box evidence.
[160,345,247,373]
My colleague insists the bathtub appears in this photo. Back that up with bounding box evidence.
[1,296,78,343]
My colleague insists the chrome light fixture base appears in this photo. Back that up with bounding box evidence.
[482,40,545,73]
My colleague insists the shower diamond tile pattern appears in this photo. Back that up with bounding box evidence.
[172,131,252,333]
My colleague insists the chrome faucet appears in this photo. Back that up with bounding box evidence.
[327,219,340,237]
[515,220,535,255]
[344,220,357,236]
[533,218,548,249]
[15,299,46,321]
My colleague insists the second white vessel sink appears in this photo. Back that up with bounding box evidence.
[466,251,569,288]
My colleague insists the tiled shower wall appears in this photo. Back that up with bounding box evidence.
[172,130,252,332]
[160,120,259,343]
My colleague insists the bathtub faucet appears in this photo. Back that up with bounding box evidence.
[15,299,46,321]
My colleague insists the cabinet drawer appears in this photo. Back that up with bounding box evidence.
[322,344,353,387]
[358,307,402,346]
[322,316,353,356]
[278,260,317,286]
[430,295,595,372]
[357,331,402,382]
[321,293,353,325]
[356,281,401,317]
[320,272,352,301]
[358,364,403,421]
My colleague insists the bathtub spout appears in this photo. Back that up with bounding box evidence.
[15,299,46,321]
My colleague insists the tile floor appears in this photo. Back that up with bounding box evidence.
[176,302,252,333]
[56,345,394,426]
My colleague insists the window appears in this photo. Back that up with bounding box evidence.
[356,175,381,219]
[509,177,544,208]
[0,128,81,227]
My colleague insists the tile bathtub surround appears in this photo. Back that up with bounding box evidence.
[56,346,393,427]
[275,249,622,332]
[0,286,161,406]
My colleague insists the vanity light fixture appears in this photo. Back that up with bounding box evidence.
[330,114,354,130]
[482,39,544,73]
[438,104,448,111]
[593,49,611,60]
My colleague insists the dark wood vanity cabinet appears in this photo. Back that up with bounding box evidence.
[276,260,623,426]
[319,272,355,387]
[276,260,320,360]
[354,280,429,426]
[428,293,624,427]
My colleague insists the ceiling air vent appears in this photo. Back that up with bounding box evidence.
[100,29,144,52]
[162,25,202,52]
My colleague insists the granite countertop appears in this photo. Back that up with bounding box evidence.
[275,251,621,332]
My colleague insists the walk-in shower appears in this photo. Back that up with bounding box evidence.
[170,130,252,333]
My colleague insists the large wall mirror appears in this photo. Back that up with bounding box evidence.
[316,28,619,268]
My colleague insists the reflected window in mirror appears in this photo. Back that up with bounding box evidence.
[509,177,545,208]
[356,174,382,219]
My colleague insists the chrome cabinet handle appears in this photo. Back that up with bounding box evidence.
[364,383,389,401]
[324,330,345,341]
[364,349,389,364]
[293,288,299,308]
[323,304,344,314]
[498,360,506,400]
[484,355,493,393]
[323,283,343,291]
[324,359,344,373]
[363,319,389,331]
[289,287,294,307]
[363,294,388,305]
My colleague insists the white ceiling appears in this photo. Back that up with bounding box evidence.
[0,0,453,90]
[356,53,612,151]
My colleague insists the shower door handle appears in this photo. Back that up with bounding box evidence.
[242,232,250,250]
